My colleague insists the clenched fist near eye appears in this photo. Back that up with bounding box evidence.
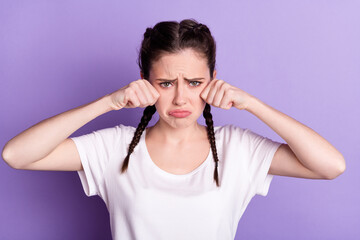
[109,79,160,111]
[200,79,253,111]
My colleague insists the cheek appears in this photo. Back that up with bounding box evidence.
[192,89,204,101]
[154,93,167,109]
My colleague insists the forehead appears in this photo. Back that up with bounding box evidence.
[150,48,209,78]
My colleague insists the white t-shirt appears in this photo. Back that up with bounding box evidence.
[71,124,282,240]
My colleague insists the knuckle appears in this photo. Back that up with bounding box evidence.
[128,88,136,95]
[215,80,223,86]
[227,88,235,94]
[124,88,131,95]
[141,98,148,105]
[138,79,146,86]
[220,82,228,89]
[144,80,152,87]
[133,82,140,89]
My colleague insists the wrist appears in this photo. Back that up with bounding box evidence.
[245,95,260,113]
[99,94,116,112]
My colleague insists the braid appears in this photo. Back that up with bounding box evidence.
[203,103,220,187]
[120,105,156,173]
[121,103,220,187]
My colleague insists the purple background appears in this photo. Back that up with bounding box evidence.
[1,1,359,239]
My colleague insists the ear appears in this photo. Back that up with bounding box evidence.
[140,71,144,79]
[212,70,217,79]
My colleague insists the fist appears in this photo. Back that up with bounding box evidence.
[200,79,252,110]
[109,79,160,110]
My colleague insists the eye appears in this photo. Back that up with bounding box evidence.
[159,82,173,88]
[189,81,202,87]
[159,81,202,88]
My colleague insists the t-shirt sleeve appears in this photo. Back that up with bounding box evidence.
[243,128,283,197]
[70,125,121,197]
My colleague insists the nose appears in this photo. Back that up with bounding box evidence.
[173,80,187,106]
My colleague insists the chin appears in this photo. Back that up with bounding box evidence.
[161,114,200,129]
[168,120,194,129]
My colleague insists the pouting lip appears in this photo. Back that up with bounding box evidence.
[169,109,192,114]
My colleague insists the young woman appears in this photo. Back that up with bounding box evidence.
[2,19,345,240]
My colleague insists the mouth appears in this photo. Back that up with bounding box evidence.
[169,110,192,118]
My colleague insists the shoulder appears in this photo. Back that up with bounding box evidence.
[88,124,133,135]
[214,124,270,145]
[113,124,139,141]
[115,124,136,133]
[214,124,247,136]
[213,124,249,143]
[81,124,136,143]
[215,124,266,137]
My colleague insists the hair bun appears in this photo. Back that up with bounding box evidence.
[192,23,203,31]
[192,23,210,34]
[144,27,153,38]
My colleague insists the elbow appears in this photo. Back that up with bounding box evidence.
[324,156,346,180]
[2,144,11,164]
[2,145,20,169]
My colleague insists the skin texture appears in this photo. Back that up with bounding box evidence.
[140,48,346,179]
[139,48,215,173]
[145,48,216,144]
[2,44,345,178]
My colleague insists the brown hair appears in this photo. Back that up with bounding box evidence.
[120,19,220,187]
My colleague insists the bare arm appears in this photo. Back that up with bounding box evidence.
[2,94,114,169]
[200,78,346,180]
[246,96,346,179]
[2,79,159,171]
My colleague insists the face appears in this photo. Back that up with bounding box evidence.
[146,48,216,129]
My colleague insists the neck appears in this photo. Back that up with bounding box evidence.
[148,119,207,145]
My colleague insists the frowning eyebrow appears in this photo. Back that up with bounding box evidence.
[155,77,205,82]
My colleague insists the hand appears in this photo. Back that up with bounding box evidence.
[200,79,253,110]
[109,79,160,110]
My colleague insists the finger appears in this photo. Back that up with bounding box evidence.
[137,80,154,104]
[200,79,217,100]
[127,91,141,107]
[148,82,160,102]
[213,82,226,107]
[132,83,148,106]
[144,80,160,102]
[219,92,233,109]
[206,80,223,104]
